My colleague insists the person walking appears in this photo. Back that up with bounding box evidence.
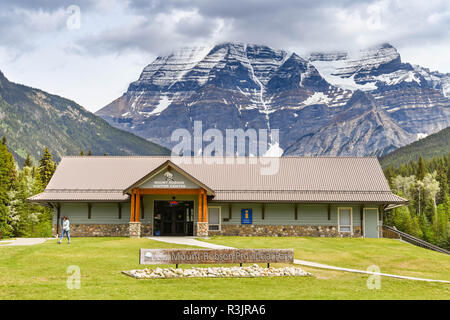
[58,216,71,244]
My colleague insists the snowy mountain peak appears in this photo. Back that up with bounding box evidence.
[96,42,450,157]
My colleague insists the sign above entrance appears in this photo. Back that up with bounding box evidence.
[140,249,294,265]
[151,170,187,188]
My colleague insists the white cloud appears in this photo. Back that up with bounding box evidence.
[0,0,448,112]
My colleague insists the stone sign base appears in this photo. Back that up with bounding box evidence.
[123,264,311,279]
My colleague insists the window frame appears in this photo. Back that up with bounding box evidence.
[337,207,353,234]
[208,206,222,231]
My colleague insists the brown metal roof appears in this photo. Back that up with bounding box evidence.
[211,191,407,203]
[29,156,406,204]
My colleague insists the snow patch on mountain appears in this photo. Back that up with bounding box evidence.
[375,70,421,85]
[309,59,377,91]
[302,92,331,106]
[147,95,172,116]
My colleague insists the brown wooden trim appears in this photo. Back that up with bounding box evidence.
[137,188,202,195]
[327,204,330,220]
[88,203,91,219]
[131,192,136,222]
[124,160,215,196]
[118,202,122,220]
[203,192,207,223]
[198,192,202,222]
[294,203,298,220]
[135,191,141,222]
[262,203,265,220]
[229,203,232,219]
[141,196,144,220]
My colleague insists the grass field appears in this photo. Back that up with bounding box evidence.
[0,237,448,300]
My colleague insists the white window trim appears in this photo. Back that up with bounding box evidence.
[337,207,353,234]
[208,206,221,231]
[363,208,379,238]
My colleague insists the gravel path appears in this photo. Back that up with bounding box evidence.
[148,236,450,284]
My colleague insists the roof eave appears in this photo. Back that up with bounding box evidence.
[122,159,216,196]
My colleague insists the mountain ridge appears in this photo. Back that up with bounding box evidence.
[96,42,450,157]
[0,71,170,165]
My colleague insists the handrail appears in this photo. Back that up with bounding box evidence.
[382,225,450,255]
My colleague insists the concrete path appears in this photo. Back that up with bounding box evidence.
[293,259,450,284]
[0,238,52,246]
[148,236,233,249]
[148,236,450,284]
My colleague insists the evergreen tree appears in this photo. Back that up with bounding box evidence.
[0,141,17,237]
[417,156,427,180]
[80,150,84,156]
[23,154,33,168]
[38,147,56,188]
[87,150,92,156]
[436,164,448,204]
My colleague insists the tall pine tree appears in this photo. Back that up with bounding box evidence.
[0,140,17,237]
[38,147,56,188]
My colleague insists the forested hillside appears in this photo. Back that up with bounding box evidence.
[0,71,169,166]
[380,126,450,168]
[384,154,450,249]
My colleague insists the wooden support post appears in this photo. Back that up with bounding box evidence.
[131,191,136,222]
[203,192,207,223]
[198,192,203,222]
[88,203,91,219]
[135,190,141,223]
[294,203,298,220]
[140,195,144,220]
[229,203,232,220]
[118,203,122,219]
[327,204,331,220]
[262,203,265,220]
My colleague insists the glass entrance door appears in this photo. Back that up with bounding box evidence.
[154,201,194,236]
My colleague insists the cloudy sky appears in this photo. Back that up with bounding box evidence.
[0,0,449,112]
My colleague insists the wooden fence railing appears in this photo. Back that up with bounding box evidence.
[382,225,450,255]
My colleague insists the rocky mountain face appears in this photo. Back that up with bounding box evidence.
[0,70,169,165]
[96,43,450,156]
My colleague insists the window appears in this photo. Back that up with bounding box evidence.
[208,207,221,231]
[338,207,352,233]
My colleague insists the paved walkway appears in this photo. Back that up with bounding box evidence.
[148,236,233,249]
[0,238,52,246]
[148,236,450,284]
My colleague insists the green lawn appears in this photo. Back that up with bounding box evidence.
[0,237,449,300]
[200,237,450,281]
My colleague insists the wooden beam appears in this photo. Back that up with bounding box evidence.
[327,204,330,220]
[294,203,298,220]
[138,188,202,195]
[130,191,136,222]
[135,190,141,222]
[118,202,122,219]
[203,192,207,223]
[198,192,203,222]
[141,195,144,220]
[229,203,232,220]
[262,203,265,220]
[88,203,91,219]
